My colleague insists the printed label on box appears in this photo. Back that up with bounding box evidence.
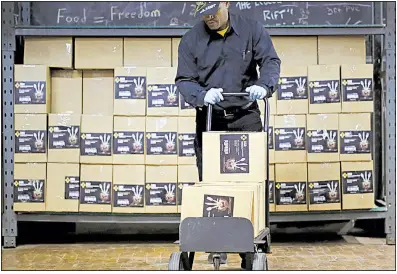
[275,182,307,205]
[202,194,235,217]
[308,180,340,204]
[113,131,144,155]
[277,76,308,100]
[274,127,306,151]
[177,182,195,205]
[80,181,111,204]
[15,130,47,154]
[146,132,178,155]
[65,176,80,200]
[307,129,338,153]
[14,81,46,105]
[145,183,177,206]
[113,184,144,207]
[220,134,250,174]
[309,80,341,104]
[268,180,275,204]
[340,130,371,154]
[49,126,80,149]
[178,133,196,157]
[114,76,146,100]
[180,94,194,110]
[13,179,45,203]
[342,170,373,194]
[147,84,179,108]
[342,78,373,102]
[268,126,274,150]
[80,133,112,156]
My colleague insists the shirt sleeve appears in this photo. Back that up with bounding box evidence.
[252,21,281,97]
[175,36,207,108]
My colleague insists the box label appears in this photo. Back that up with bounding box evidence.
[113,184,144,207]
[147,84,179,108]
[309,80,341,104]
[278,76,308,100]
[15,130,47,154]
[180,94,194,110]
[113,131,144,155]
[65,176,80,200]
[342,78,373,102]
[275,182,307,205]
[80,181,111,204]
[114,76,146,100]
[80,133,112,156]
[178,133,196,157]
[13,179,45,203]
[49,125,80,149]
[308,180,340,204]
[274,128,306,151]
[340,130,371,154]
[177,182,195,205]
[342,170,373,194]
[14,81,46,105]
[268,126,274,150]
[307,129,338,153]
[146,132,178,155]
[220,134,250,174]
[145,183,177,206]
[268,180,274,204]
[203,194,235,217]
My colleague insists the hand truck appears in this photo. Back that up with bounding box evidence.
[168,92,271,271]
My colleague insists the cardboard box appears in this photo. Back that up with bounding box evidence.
[112,165,145,213]
[339,113,372,161]
[46,163,79,212]
[308,65,341,114]
[113,116,146,165]
[146,67,178,116]
[341,161,374,210]
[269,164,275,212]
[177,165,200,212]
[275,163,308,212]
[114,67,147,116]
[308,163,341,211]
[202,132,266,182]
[124,38,172,67]
[83,70,114,115]
[306,114,339,162]
[274,115,306,163]
[318,36,366,65]
[48,114,81,163]
[341,64,374,113]
[14,163,47,212]
[80,115,113,164]
[179,94,196,117]
[24,37,73,68]
[14,65,51,114]
[15,114,47,163]
[145,117,178,165]
[145,166,178,213]
[172,38,181,67]
[272,37,317,66]
[75,38,123,69]
[178,117,196,165]
[79,165,113,213]
[277,66,308,115]
[51,70,82,114]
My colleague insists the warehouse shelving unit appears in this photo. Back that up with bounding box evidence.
[2,2,396,247]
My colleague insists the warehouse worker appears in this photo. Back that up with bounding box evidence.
[175,1,280,268]
[175,1,281,182]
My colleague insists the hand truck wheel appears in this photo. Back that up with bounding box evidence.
[168,252,189,271]
[252,253,268,271]
[213,256,221,271]
[240,252,254,270]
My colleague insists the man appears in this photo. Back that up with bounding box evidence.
[175,1,280,268]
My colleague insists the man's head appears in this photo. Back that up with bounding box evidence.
[196,2,230,30]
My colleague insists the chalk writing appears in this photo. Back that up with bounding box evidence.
[263,8,294,21]
[236,2,252,10]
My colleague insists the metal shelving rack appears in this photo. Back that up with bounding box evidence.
[2,2,395,248]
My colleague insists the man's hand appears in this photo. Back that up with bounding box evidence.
[204,88,224,106]
[246,85,268,101]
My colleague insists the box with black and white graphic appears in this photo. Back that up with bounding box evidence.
[146,132,177,155]
[220,134,250,174]
[275,128,306,151]
[113,184,144,207]
[177,183,195,205]
[49,126,80,149]
[268,181,275,204]
[268,126,274,150]
[80,181,111,204]
[275,182,307,205]
[114,76,146,100]
[80,133,112,156]
[113,131,144,155]
[145,183,177,206]
[340,130,371,154]
[309,80,341,104]
[278,76,308,100]
[15,130,47,154]
[147,84,179,108]
[14,179,45,203]
[202,194,234,217]
[65,176,80,200]
[15,81,46,105]
[178,133,195,157]
[342,170,373,194]
[309,180,340,204]
[342,78,373,102]
[307,129,338,153]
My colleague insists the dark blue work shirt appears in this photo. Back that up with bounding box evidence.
[175,12,281,110]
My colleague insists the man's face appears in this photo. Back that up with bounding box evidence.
[202,2,230,30]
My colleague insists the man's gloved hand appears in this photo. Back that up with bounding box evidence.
[246,85,268,101]
[204,88,224,106]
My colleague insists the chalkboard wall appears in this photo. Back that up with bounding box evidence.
[30,2,374,27]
